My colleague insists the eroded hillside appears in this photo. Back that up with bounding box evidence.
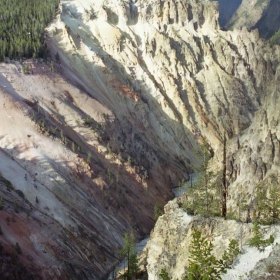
[0,0,280,279]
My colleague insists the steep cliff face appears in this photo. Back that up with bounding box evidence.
[0,0,279,279]
[49,0,280,154]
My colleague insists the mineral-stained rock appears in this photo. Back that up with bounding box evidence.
[0,0,279,278]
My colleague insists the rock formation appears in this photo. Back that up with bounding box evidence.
[141,198,280,279]
[0,0,279,279]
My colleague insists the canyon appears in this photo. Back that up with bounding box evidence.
[0,0,279,279]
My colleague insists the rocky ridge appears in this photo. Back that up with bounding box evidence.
[141,198,280,279]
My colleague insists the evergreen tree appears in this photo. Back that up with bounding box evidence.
[15,242,21,254]
[187,229,224,280]
[254,174,280,224]
[248,221,274,250]
[221,240,240,268]
[119,232,138,280]
[0,194,3,210]
[248,221,264,249]
[188,140,210,215]
[14,202,19,213]
[221,133,227,218]
[0,0,59,61]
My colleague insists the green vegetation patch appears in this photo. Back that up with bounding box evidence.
[0,0,60,61]
[269,29,280,45]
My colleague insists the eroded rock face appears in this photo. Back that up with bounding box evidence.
[141,199,252,279]
[0,0,280,279]
[142,198,280,280]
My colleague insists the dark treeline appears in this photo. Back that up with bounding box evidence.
[0,0,59,61]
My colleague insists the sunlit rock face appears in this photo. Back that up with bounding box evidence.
[0,0,279,279]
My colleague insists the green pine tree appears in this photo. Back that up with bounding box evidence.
[254,174,280,224]
[187,229,224,280]
[187,140,221,217]
[119,232,138,280]
[248,221,265,249]
[222,239,240,268]
[15,242,21,254]
[0,195,4,210]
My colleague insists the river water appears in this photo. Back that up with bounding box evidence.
[172,172,201,197]
[108,173,200,279]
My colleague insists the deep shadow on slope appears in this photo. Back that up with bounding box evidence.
[253,0,280,38]
[211,0,242,27]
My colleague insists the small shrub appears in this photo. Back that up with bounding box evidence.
[266,263,274,273]
[14,202,19,213]
[83,116,93,127]
[15,242,21,254]
[154,203,164,220]
[15,189,25,199]
[159,268,171,280]
[0,195,4,210]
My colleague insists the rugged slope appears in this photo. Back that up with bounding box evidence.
[0,0,279,279]
[141,198,280,280]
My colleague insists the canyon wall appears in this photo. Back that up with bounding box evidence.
[0,0,279,278]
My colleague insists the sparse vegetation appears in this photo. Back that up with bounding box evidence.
[86,152,92,164]
[0,195,4,210]
[15,242,21,254]
[154,203,164,221]
[0,243,36,279]
[83,116,94,127]
[269,29,280,45]
[14,202,19,213]
[160,269,171,280]
[15,189,25,199]
[85,5,97,20]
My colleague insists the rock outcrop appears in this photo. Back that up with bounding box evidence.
[141,198,280,279]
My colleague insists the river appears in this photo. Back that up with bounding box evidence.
[108,173,200,279]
